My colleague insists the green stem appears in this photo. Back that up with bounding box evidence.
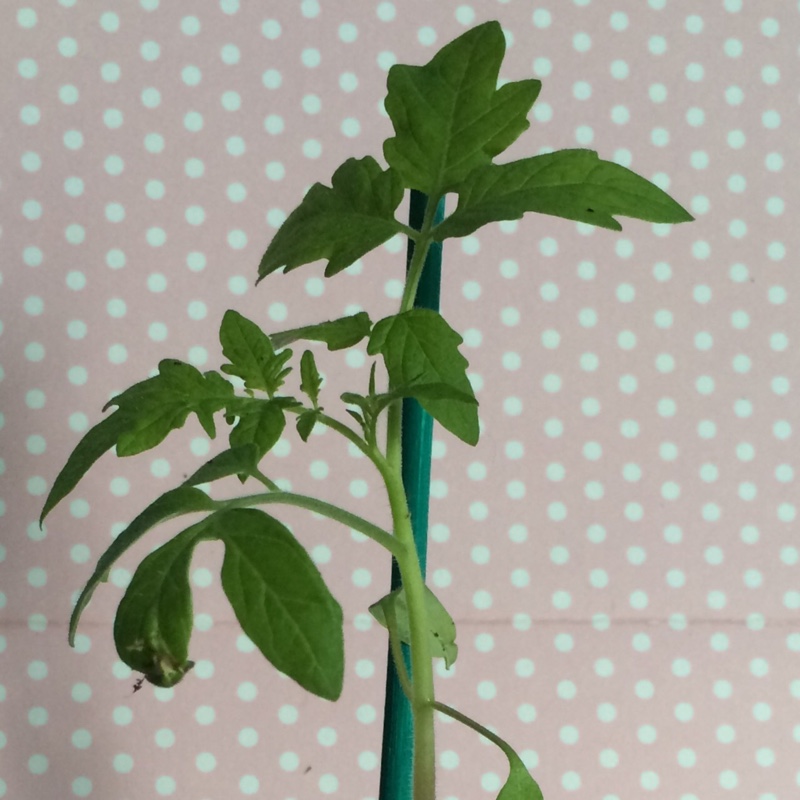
[214,490,402,558]
[252,468,280,492]
[378,459,436,800]
[399,196,439,314]
[384,600,414,702]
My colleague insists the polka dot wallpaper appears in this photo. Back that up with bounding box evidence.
[2,0,798,797]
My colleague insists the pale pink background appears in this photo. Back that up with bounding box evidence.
[2,1,799,798]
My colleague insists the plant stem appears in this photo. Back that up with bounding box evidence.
[378,458,437,800]
[214,490,402,558]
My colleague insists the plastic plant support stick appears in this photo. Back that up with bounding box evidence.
[378,190,445,800]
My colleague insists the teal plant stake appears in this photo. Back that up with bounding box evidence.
[43,21,692,800]
[379,190,445,800]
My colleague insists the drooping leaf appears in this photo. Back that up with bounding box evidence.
[383,21,540,196]
[299,350,323,408]
[257,157,405,280]
[435,149,694,239]
[114,522,207,687]
[69,487,216,645]
[103,360,235,456]
[367,310,479,445]
[182,444,260,486]
[270,312,373,351]
[220,310,292,396]
[213,508,344,700]
[40,410,130,523]
[228,398,289,460]
[369,585,458,668]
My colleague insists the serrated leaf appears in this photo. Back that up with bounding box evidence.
[214,509,344,700]
[41,410,130,523]
[299,351,323,408]
[104,360,235,456]
[220,310,292,395]
[436,149,694,239]
[270,312,373,351]
[182,445,259,486]
[383,21,540,195]
[257,157,405,280]
[296,409,320,442]
[367,310,479,445]
[228,399,288,460]
[69,487,216,645]
[114,522,207,687]
[369,585,458,668]
[497,753,545,800]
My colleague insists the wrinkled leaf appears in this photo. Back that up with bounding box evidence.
[41,410,130,523]
[299,350,323,408]
[384,21,540,195]
[228,398,288,460]
[220,310,292,396]
[369,585,458,668]
[214,508,344,700]
[104,360,235,456]
[435,148,694,239]
[270,312,373,351]
[69,487,216,645]
[257,157,405,280]
[183,444,259,486]
[114,523,206,687]
[368,310,479,445]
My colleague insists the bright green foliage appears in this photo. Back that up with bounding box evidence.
[270,312,373,351]
[384,21,540,195]
[220,310,292,396]
[257,157,405,279]
[40,410,129,523]
[368,309,479,445]
[435,149,694,239]
[227,398,292,460]
[45,19,695,800]
[214,509,345,701]
[114,508,344,699]
[370,585,458,669]
[106,359,235,456]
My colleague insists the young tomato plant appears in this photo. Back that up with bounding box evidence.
[43,21,692,800]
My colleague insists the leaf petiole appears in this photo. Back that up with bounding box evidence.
[213,490,403,559]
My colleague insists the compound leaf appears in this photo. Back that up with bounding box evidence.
[220,310,292,395]
[436,149,694,239]
[257,157,405,280]
[69,487,216,646]
[214,508,344,700]
[270,312,373,352]
[104,360,235,456]
[383,21,540,196]
[368,310,478,445]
